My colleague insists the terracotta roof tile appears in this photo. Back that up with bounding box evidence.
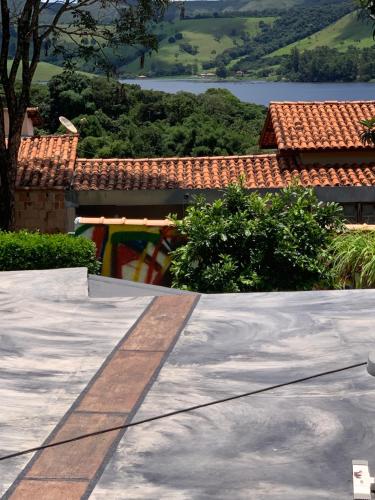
[16,135,79,188]
[15,133,375,191]
[260,101,375,151]
[74,156,375,190]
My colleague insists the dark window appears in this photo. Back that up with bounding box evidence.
[341,203,358,223]
[360,203,375,224]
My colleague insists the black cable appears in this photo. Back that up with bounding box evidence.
[0,361,366,462]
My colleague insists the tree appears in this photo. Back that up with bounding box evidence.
[290,47,300,74]
[216,63,228,79]
[360,117,375,145]
[359,1,375,36]
[170,183,343,293]
[0,0,168,230]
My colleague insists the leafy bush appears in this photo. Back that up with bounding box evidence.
[330,230,375,288]
[0,231,101,274]
[30,73,266,158]
[170,184,343,293]
[179,43,198,55]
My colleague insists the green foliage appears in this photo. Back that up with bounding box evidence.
[360,117,375,146]
[216,63,228,78]
[33,72,266,158]
[0,231,100,274]
[278,45,375,82]
[179,42,199,55]
[330,231,375,288]
[359,0,375,38]
[220,0,354,75]
[170,184,344,293]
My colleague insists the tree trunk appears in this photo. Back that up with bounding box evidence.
[0,147,17,231]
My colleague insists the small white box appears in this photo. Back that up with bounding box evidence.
[353,460,373,500]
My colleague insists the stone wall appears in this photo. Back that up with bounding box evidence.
[15,189,75,233]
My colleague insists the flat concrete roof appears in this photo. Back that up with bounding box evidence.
[1,270,375,499]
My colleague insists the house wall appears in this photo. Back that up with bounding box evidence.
[15,190,75,233]
[71,187,375,227]
[3,110,35,137]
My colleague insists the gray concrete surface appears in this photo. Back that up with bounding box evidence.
[92,290,375,499]
[88,274,191,298]
[0,267,88,298]
[3,269,375,499]
[0,269,151,495]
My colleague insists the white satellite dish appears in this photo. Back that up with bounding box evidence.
[59,116,78,134]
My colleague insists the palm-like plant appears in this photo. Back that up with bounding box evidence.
[360,117,375,146]
[330,231,375,288]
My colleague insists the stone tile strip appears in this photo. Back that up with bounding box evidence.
[6,294,199,500]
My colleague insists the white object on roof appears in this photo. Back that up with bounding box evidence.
[352,460,374,500]
[59,116,78,134]
[367,352,375,377]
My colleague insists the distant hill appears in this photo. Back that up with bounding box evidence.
[7,60,92,82]
[182,0,346,15]
[114,0,356,77]
[21,0,371,81]
[123,16,275,76]
[271,11,374,56]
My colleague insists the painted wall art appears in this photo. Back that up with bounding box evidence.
[75,222,182,285]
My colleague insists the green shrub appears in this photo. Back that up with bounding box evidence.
[170,183,344,293]
[330,230,375,288]
[0,231,101,274]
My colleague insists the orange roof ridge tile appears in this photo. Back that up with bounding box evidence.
[269,100,375,104]
[76,153,279,163]
[31,133,80,138]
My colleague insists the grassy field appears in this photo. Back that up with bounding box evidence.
[7,61,64,82]
[270,12,374,56]
[237,0,302,11]
[124,16,274,75]
[7,60,93,83]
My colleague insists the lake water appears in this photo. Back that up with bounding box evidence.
[120,79,375,105]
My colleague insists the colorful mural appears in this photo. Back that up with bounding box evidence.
[75,220,182,285]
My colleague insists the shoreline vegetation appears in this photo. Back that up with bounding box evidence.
[122,75,375,84]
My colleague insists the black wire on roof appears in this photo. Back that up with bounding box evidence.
[0,361,366,462]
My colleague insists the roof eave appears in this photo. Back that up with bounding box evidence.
[259,109,276,149]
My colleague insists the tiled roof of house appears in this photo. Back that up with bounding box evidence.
[283,157,375,187]
[74,156,285,190]
[74,155,375,190]
[260,101,375,151]
[15,134,375,191]
[16,135,79,188]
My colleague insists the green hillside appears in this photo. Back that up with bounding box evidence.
[7,60,92,83]
[236,0,303,11]
[7,0,360,80]
[124,16,274,75]
[271,12,374,56]
[7,61,64,82]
